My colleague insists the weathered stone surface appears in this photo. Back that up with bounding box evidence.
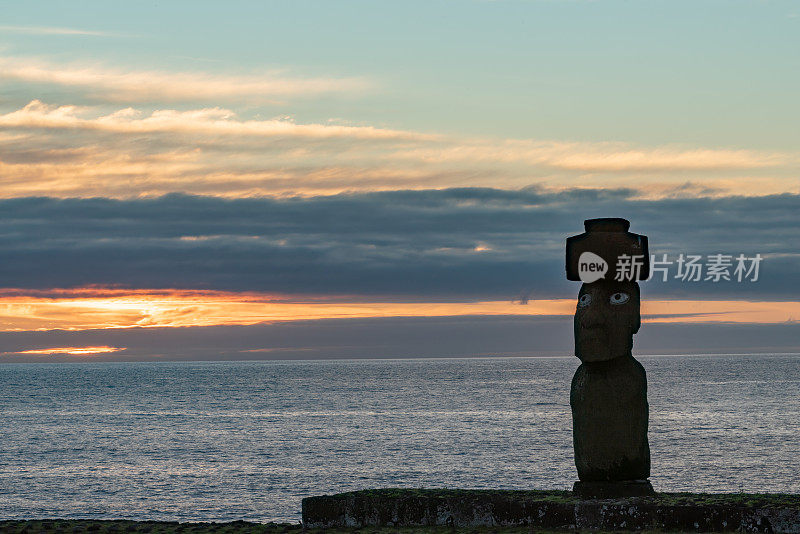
[573,480,654,498]
[574,279,640,363]
[302,490,576,528]
[302,489,800,532]
[567,218,651,488]
[570,352,650,482]
[565,217,650,281]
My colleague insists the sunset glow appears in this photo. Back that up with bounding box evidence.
[1,2,799,359]
[0,288,796,332]
[7,346,125,356]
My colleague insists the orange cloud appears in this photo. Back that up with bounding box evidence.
[0,56,372,102]
[0,288,796,332]
[393,140,787,172]
[1,100,798,199]
[0,100,422,140]
[5,346,125,355]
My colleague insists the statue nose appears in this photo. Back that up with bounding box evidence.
[580,304,606,329]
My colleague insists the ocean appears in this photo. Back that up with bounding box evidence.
[0,354,798,523]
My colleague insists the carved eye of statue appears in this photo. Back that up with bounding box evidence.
[609,292,630,305]
[578,294,592,308]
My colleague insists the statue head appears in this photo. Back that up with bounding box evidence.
[574,278,640,363]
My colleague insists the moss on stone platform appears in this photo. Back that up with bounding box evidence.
[0,522,663,534]
[335,488,798,508]
[3,492,798,533]
[302,489,800,532]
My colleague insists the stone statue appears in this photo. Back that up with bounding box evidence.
[565,218,654,498]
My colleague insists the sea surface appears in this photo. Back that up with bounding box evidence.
[0,354,798,523]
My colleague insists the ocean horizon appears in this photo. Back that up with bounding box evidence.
[1,353,798,523]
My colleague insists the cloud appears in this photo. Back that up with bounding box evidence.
[0,56,372,102]
[0,100,797,199]
[2,346,124,355]
[0,189,797,301]
[0,317,797,362]
[0,25,114,37]
[394,141,786,172]
[0,100,412,139]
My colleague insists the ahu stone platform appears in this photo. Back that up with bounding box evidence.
[302,489,800,533]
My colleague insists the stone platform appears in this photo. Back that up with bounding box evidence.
[573,479,655,498]
[302,489,800,532]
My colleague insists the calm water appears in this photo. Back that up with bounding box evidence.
[0,354,798,523]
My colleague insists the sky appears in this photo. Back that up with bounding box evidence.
[0,0,798,361]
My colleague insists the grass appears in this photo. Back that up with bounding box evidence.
[0,522,691,534]
[318,488,799,508]
[325,489,578,504]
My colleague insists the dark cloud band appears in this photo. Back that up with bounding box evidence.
[0,188,796,299]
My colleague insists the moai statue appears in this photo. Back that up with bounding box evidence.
[565,218,655,498]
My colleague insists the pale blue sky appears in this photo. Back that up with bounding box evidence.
[2,0,798,148]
